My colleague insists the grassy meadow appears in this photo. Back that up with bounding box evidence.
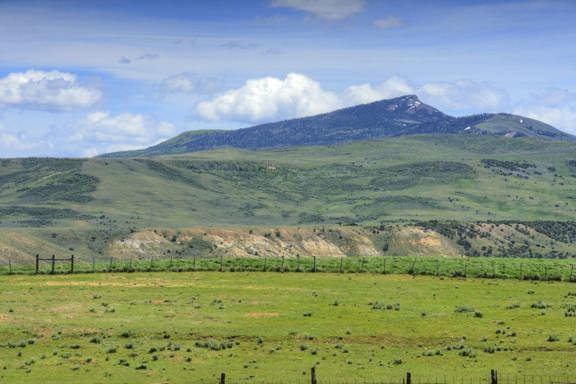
[1,272,576,383]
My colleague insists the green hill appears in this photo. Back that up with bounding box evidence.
[3,135,576,261]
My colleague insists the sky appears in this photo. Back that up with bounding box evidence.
[1,0,575,157]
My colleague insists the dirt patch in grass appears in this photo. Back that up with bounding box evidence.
[15,279,193,288]
[245,312,279,318]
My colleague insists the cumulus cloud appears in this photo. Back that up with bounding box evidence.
[70,111,176,156]
[195,74,514,123]
[343,76,415,105]
[513,89,576,134]
[373,17,404,29]
[0,70,101,110]
[161,73,221,95]
[270,0,365,20]
[0,132,47,152]
[197,73,341,122]
[418,80,510,112]
[0,120,52,154]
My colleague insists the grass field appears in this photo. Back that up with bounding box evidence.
[1,272,575,383]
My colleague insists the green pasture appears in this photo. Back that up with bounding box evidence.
[1,272,575,383]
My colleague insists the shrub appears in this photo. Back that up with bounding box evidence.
[194,339,233,351]
[370,302,400,311]
[531,301,551,309]
[459,348,476,358]
[547,335,560,342]
[455,306,475,313]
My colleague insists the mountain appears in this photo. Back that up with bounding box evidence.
[102,95,573,158]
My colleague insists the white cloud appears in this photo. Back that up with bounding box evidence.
[343,76,415,105]
[0,132,47,152]
[373,17,404,29]
[0,70,101,110]
[0,120,51,153]
[197,73,341,122]
[418,80,510,112]
[513,89,576,134]
[270,0,365,20]
[161,73,221,95]
[72,111,176,156]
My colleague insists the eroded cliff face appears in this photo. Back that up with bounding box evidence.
[109,226,460,259]
[5,221,567,264]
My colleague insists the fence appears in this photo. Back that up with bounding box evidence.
[212,369,576,384]
[0,254,575,282]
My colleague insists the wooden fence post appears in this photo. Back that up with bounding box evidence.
[491,369,498,384]
[311,366,317,384]
[406,372,412,384]
[220,372,226,384]
[70,255,74,274]
[109,257,113,271]
[339,257,344,273]
[35,254,39,274]
[193,254,197,270]
[51,255,56,274]
[8,259,12,275]
[382,257,386,274]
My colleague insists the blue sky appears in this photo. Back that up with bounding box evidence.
[0,0,575,157]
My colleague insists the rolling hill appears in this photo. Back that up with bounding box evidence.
[102,95,573,158]
[3,134,576,262]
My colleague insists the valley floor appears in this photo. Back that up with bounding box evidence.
[1,272,575,383]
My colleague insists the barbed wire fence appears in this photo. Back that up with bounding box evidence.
[207,368,576,384]
[0,254,575,282]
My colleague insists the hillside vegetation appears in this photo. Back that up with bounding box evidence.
[2,135,576,261]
